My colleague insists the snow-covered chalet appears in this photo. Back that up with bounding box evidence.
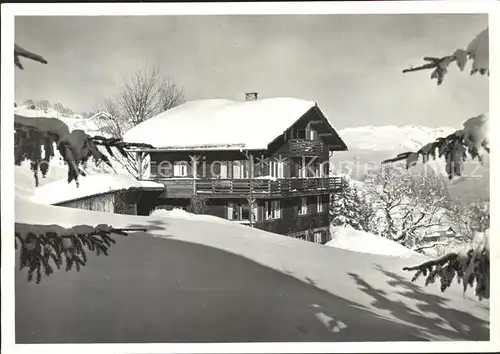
[124,93,349,244]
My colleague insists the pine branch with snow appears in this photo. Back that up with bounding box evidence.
[14,114,153,186]
[399,27,490,301]
[403,230,489,300]
[14,44,48,70]
[389,28,490,180]
[402,28,489,85]
[15,223,146,284]
[382,115,489,180]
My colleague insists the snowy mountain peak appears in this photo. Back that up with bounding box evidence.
[338,125,457,152]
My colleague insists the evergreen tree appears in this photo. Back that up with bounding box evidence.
[330,178,373,232]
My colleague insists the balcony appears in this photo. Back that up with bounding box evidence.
[280,139,326,157]
[148,177,346,199]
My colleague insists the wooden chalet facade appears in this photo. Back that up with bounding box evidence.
[127,94,348,244]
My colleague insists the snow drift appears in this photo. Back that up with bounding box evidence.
[150,207,233,225]
[327,226,421,258]
[14,196,489,343]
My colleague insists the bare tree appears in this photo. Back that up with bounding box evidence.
[445,199,489,243]
[37,99,51,113]
[91,66,185,178]
[53,102,65,115]
[93,98,131,139]
[117,66,185,125]
[364,164,450,249]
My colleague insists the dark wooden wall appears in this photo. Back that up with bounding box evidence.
[57,189,144,215]
[142,194,331,237]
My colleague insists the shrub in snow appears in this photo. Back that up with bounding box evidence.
[187,195,209,215]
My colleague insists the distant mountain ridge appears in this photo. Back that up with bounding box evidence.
[338,125,458,152]
[333,125,489,202]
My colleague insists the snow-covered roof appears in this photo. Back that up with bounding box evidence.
[123,98,341,150]
[31,173,165,205]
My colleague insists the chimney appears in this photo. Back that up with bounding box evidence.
[245,92,258,101]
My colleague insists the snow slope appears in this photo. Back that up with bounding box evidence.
[327,226,420,258]
[15,198,489,343]
[30,173,164,205]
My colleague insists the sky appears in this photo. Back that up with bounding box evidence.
[15,14,488,129]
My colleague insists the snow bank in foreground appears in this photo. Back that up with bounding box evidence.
[327,226,420,258]
[15,198,487,343]
[31,173,164,205]
[150,208,234,225]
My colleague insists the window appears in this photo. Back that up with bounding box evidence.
[314,232,323,243]
[265,200,281,220]
[227,203,235,220]
[299,197,308,215]
[219,162,228,179]
[228,203,257,222]
[269,160,285,179]
[317,196,323,213]
[309,128,318,141]
[232,161,248,179]
[173,161,189,177]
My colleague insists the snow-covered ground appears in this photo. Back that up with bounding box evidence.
[327,226,421,258]
[150,207,233,225]
[14,194,489,343]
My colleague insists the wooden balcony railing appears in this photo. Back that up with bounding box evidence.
[286,139,325,156]
[147,177,345,198]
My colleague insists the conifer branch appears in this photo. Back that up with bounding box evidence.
[14,44,48,70]
[15,223,147,284]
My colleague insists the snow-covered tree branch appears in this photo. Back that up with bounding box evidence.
[396,28,490,300]
[13,48,158,283]
[403,229,489,300]
[16,223,146,284]
[14,44,48,70]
